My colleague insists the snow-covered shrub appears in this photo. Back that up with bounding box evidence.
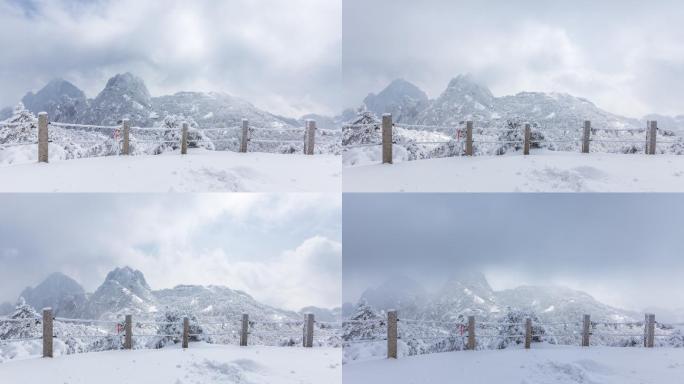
[153,115,215,154]
[493,308,545,349]
[152,310,204,348]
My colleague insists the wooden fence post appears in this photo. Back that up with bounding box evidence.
[122,119,130,155]
[124,314,132,350]
[648,121,657,155]
[644,313,655,348]
[382,114,393,164]
[240,314,249,346]
[465,121,474,156]
[305,120,316,155]
[304,313,314,348]
[38,112,48,163]
[240,119,249,153]
[181,122,189,155]
[524,318,532,349]
[467,316,476,350]
[182,317,189,349]
[582,121,591,154]
[582,314,591,347]
[524,124,531,155]
[387,310,397,359]
[42,308,53,358]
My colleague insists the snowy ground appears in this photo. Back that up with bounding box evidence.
[0,149,341,192]
[0,343,341,384]
[343,345,684,384]
[344,151,684,192]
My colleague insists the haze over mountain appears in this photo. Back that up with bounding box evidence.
[354,271,640,323]
[6,267,340,322]
[8,73,335,129]
[357,75,683,131]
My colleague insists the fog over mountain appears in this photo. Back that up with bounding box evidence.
[343,193,684,314]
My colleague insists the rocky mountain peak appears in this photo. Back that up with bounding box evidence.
[21,78,87,122]
[101,73,151,100]
[441,74,494,104]
[18,272,86,318]
[363,78,429,123]
[103,266,151,291]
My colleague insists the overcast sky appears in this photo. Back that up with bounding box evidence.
[344,194,684,312]
[0,194,341,311]
[343,0,684,118]
[0,0,341,117]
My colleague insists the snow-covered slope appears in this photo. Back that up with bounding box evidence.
[344,345,684,383]
[343,151,684,192]
[154,285,298,322]
[0,148,341,192]
[0,343,342,384]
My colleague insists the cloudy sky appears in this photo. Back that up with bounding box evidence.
[0,194,341,311]
[0,0,341,117]
[343,0,684,118]
[344,194,684,313]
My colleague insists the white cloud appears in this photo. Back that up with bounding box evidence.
[343,0,684,117]
[0,0,341,116]
[0,194,341,311]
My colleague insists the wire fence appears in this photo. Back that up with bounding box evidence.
[342,117,683,163]
[343,312,684,360]
[1,310,342,361]
[0,114,340,161]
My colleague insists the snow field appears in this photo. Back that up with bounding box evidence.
[343,150,684,192]
[343,344,684,384]
[0,149,341,192]
[0,343,341,384]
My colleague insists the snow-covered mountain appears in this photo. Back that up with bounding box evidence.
[361,75,646,129]
[363,79,429,124]
[81,267,157,320]
[12,266,328,323]
[21,79,88,123]
[359,275,428,319]
[17,73,325,129]
[19,272,87,319]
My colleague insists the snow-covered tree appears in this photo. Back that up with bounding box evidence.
[153,115,215,155]
[151,310,204,348]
